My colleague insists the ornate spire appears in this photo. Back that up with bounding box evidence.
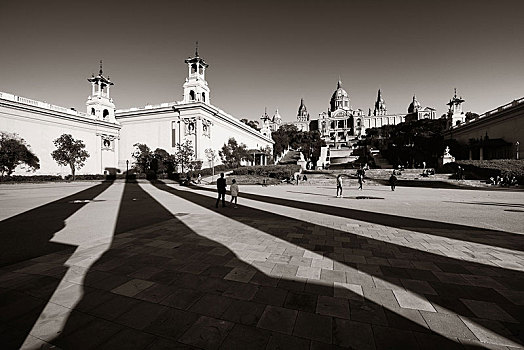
[99,60,103,75]
[337,79,342,89]
[195,41,199,57]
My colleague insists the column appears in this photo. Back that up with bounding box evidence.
[479,147,484,160]
[195,118,202,161]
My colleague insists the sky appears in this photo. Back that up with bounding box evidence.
[1,0,523,123]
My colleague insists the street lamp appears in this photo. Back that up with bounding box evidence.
[126,160,129,180]
[516,141,520,160]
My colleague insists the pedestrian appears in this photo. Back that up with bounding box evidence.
[230,179,239,208]
[216,172,227,208]
[197,173,202,184]
[389,171,397,191]
[336,174,343,198]
[357,166,364,190]
[302,174,308,182]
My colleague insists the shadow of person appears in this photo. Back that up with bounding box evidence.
[0,180,114,349]
[152,181,523,347]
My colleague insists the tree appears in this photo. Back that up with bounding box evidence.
[51,134,89,180]
[175,140,194,173]
[219,137,248,168]
[240,118,260,131]
[131,143,153,174]
[0,132,40,177]
[271,124,298,157]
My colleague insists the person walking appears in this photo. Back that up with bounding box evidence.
[216,173,227,208]
[230,179,239,208]
[389,171,397,191]
[197,173,202,184]
[357,166,364,190]
[336,174,343,198]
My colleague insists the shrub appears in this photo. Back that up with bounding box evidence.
[0,175,63,183]
[449,159,524,184]
[232,164,300,180]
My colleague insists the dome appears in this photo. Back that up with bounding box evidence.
[330,80,350,112]
[408,95,421,113]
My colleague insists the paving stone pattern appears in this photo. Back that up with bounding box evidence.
[0,180,523,349]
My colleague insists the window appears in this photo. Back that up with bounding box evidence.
[202,92,206,102]
[91,108,95,115]
[190,90,195,101]
[103,109,109,120]
[191,64,197,74]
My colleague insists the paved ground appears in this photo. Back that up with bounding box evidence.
[0,180,523,349]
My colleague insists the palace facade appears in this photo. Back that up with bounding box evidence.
[0,50,274,176]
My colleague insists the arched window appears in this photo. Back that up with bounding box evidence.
[91,108,95,115]
[190,90,195,101]
[356,119,361,127]
[202,92,206,102]
[103,109,109,120]
[191,64,197,74]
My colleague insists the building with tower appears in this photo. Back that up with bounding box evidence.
[405,95,437,122]
[446,89,466,128]
[0,47,273,176]
[293,98,310,132]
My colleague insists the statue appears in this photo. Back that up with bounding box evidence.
[442,146,455,165]
[444,146,451,156]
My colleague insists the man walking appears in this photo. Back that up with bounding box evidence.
[216,173,227,208]
[336,174,343,198]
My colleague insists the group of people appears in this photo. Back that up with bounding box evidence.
[489,174,518,187]
[215,173,240,208]
[335,167,368,197]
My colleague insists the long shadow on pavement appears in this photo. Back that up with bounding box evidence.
[153,181,524,347]
[194,185,524,252]
[45,180,483,349]
[0,180,114,349]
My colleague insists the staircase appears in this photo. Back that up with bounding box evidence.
[278,150,301,165]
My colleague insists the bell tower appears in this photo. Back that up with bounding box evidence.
[86,61,116,123]
[183,42,210,104]
[447,88,466,128]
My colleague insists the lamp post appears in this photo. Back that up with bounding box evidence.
[516,141,520,160]
[126,160,129,180]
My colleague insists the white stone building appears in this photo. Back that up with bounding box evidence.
[0,50,273,176]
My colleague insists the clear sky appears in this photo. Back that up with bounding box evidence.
[1,0,523,123]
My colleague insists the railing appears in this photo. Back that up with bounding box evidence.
[116,102,175,113]
[0,91,88,117]
[452,96,524,129]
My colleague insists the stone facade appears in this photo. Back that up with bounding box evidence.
[0,51,273,176]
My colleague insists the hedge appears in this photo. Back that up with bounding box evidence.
[0,175,64,183]
[232,164,301,180]
[444,159,524,184]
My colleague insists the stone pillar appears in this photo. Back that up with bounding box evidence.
[195,118,202,161]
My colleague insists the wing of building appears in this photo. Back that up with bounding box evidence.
[0,51,273,176]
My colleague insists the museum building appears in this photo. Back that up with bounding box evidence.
[0,50,274,176]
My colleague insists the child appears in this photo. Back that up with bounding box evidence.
[230,179,239,208]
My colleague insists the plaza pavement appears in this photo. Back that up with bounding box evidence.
[0,180,523,349]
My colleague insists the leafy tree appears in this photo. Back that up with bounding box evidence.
[219,137,248,168]
[0,132,40,177]
[175,140,195,173]
[240,118,260,131]
[131,143,153,174]
[51,134,89,180]
[271,124,298,157]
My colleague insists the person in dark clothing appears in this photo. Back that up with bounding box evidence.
[216,173,227,208]
[389,171,397,191]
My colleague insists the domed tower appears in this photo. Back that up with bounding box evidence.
[408,95,421,114]
[86,60,116,123]
[373,89,387,116]
[447,88,466,128]
[330,80,350,112]
[272,109,282,131]
[297,98,310,122]
[183,43,210,104]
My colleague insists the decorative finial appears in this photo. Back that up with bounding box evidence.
[454,88,457,97]
[99,60,103,75]
[195,41,199,57]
